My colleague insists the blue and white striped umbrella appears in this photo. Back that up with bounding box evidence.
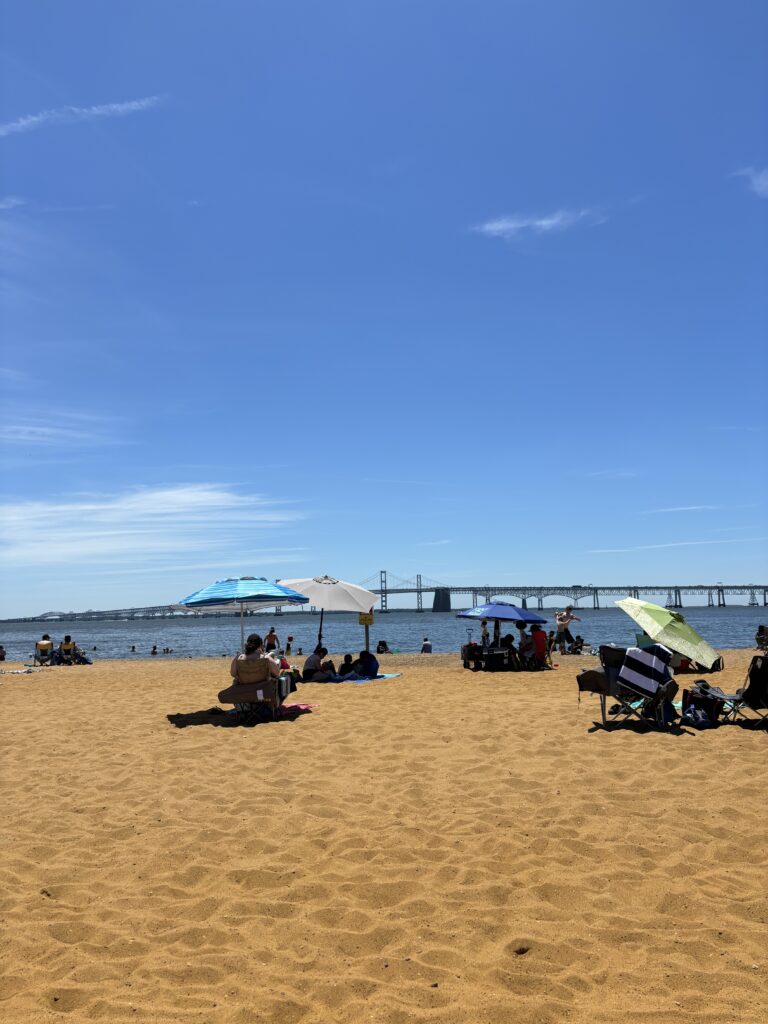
[178,577,309,649]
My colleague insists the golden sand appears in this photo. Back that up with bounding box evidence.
[2,651,766,1023]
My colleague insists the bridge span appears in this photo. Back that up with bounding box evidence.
[359,572,768,612]
[1,573,765,623]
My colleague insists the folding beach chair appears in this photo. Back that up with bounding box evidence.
[593,644,678,730]
[33,640,54,666]
[699,656,768,727]
[217,675,293,723]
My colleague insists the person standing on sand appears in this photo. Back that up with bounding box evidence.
[555,606,580,654]
[481,620,490,649]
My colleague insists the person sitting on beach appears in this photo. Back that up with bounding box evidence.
[376,640,390,655]
[420,637,432,653]
[264,627,279,653]
[231,633,280,685]
[337,654,356,677]
[303,646,336,682]
[57,635,77,665]
[568,635,585,655]
[352,649,380,679]
[530,624,549,669]
[35,634,55,665]
[73,643,93,665]
[516,624,535,663]
[0,644,6,661]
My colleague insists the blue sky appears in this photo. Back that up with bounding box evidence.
[1,0,766,617]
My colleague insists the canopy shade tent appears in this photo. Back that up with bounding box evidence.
[457,601,547,646]
[615,597,719,670]
[178,577,309,650]
[278,576,378,648]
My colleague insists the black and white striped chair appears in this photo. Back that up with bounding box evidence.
[596,644,678,730]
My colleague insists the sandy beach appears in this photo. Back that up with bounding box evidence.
[2,650,766,1023]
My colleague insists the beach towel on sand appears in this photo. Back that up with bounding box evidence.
[352,672,402,684]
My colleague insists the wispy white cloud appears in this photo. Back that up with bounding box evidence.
[641,505,720,514]
[0,196,26,210]
[0,484,302,568]
[641,504,757,514]
[735,166,768,199]
[0,95,165,138]
[474,207,605,240]
[0,409,120,447]
[588,537,766,554]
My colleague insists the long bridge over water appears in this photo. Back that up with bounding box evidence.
[359,572,768,612]
[2,572,766,623]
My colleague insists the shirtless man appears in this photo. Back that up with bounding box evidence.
[555,606,581,655]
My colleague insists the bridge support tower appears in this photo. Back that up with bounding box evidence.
[379,570,388,613]
[631,588,639,599]
[537,596,544,611]
[416,574,423,612]
[717,587,726,607]
[708,590,714,607]
[471,591,479,608]
[432,588,452,613]
[593,589,600,609]
[520,596,528,609]
[748,589,758,607]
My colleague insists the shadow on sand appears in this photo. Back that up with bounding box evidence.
[167,705,314,729]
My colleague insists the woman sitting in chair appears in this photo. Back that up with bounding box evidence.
[230,633,281,685]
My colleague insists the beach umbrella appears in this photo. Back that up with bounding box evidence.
[457,601,547,646]
[278,576,379,647]
[178,577,309,651]
[615,597,719,669]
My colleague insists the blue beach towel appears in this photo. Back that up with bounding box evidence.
[352,672,402,684]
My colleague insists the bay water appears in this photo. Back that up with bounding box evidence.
[2,605,765,662]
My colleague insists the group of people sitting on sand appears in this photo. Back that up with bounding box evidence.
[229,634,382,688]
[34,633,92,665]
[469,620,587,672]
[302,646,380,682]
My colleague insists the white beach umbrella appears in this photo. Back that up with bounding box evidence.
[278,575,378,647]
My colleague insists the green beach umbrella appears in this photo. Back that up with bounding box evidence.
[615,597,719,669]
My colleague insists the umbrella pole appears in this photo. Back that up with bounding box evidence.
[494,621,500,648]
[317,608,324,649]
[240,602,245,652]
